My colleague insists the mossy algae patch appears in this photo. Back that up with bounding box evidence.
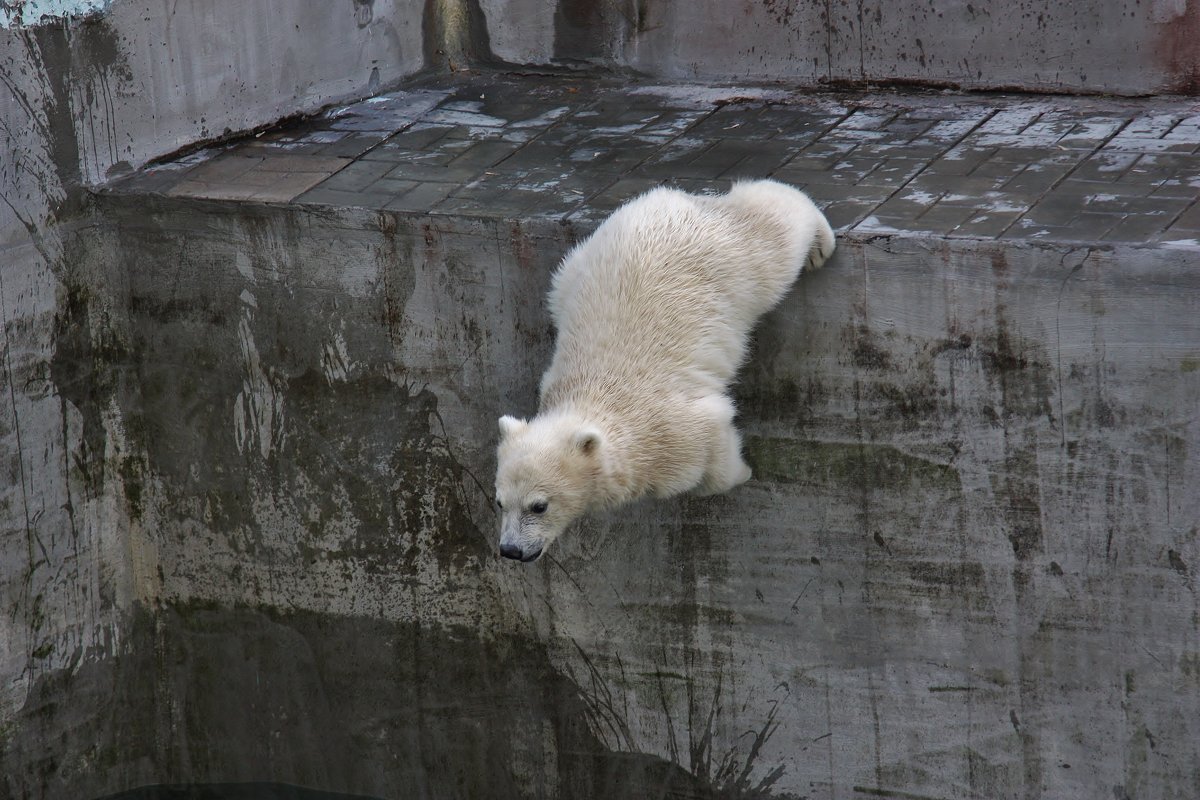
[744,436,961,493]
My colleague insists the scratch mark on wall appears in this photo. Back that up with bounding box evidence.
[0,258,43,679]
[321,326,353,384]
[1054,248,1089,447]
[233,290,285,459]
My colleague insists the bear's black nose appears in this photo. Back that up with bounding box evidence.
[499,543,524,560]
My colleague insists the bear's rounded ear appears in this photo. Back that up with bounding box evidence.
[574,427,603,455]
[499,415,527,439]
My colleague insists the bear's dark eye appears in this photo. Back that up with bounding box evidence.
[529,501,548,514]
[496,499,504,510]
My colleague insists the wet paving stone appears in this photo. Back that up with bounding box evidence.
[104,71,1200,247]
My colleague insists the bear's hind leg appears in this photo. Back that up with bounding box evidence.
[695,422,751,496]
[693,396,752,496]
[807,211,836,271]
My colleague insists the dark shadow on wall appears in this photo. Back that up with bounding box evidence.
[553,0,630,67]
[12,190,814,800]
[97,785,388,800]
[422,0,497,72]
[1,602,763,800]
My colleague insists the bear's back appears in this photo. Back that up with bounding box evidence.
[542,183,813,405]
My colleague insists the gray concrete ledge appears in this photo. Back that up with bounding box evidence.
[102,71,1200,250]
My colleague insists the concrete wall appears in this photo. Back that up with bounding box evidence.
[0,3,422,796]
[480,0,1200,95]
[3,1,1200,799]
[7,193,1196,798]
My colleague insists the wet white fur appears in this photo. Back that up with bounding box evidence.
[495,179,834,559]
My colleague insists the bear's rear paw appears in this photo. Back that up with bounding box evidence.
[695,459,752,497]
[806,216,836,271]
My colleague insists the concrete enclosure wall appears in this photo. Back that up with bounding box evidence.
[479,0,1200,95]
[5,198,1198,798]
[0,3,422,796]
[2,1,1200,799]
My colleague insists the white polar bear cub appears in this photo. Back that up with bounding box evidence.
[495,180,834,562]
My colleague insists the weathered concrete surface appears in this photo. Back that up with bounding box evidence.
[551,235,1200,799]
[479,0,1200,95]
[0,4,423,798]
[2,5,1199,799]
[8,182,1194,798]
[1,198,735,799]
[7,602,715,799]
[109,73,1200,244]
[1,0,423,187]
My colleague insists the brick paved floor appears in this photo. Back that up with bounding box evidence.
[106,72,1200,247]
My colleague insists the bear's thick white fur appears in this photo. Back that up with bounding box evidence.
[495,180,834,562]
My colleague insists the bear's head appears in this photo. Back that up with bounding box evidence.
[494,412,606,563]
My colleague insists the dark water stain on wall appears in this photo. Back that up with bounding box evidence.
[1158,0,1200,93]
[981,323,1052,561]
[0,602,745,800]
[49,246,126,496]
[99,785,387,800]
[761,0,801,27]
[17,14,138,513]
[21,24,82,202]
[290,372,489,575]
[745,436,960,493]
[353,0,375,28]
[849,324,892,371]
[17,16,133,217]
[736,312,828,428]
[105,212,492,582]
[422,0,497,71]
[553,0,622,66]
[462,0,498,64]
[56,193,813,799]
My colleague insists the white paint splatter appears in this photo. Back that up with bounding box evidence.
[233,293,285,459]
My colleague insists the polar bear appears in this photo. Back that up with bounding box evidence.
[495,180,834,562]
